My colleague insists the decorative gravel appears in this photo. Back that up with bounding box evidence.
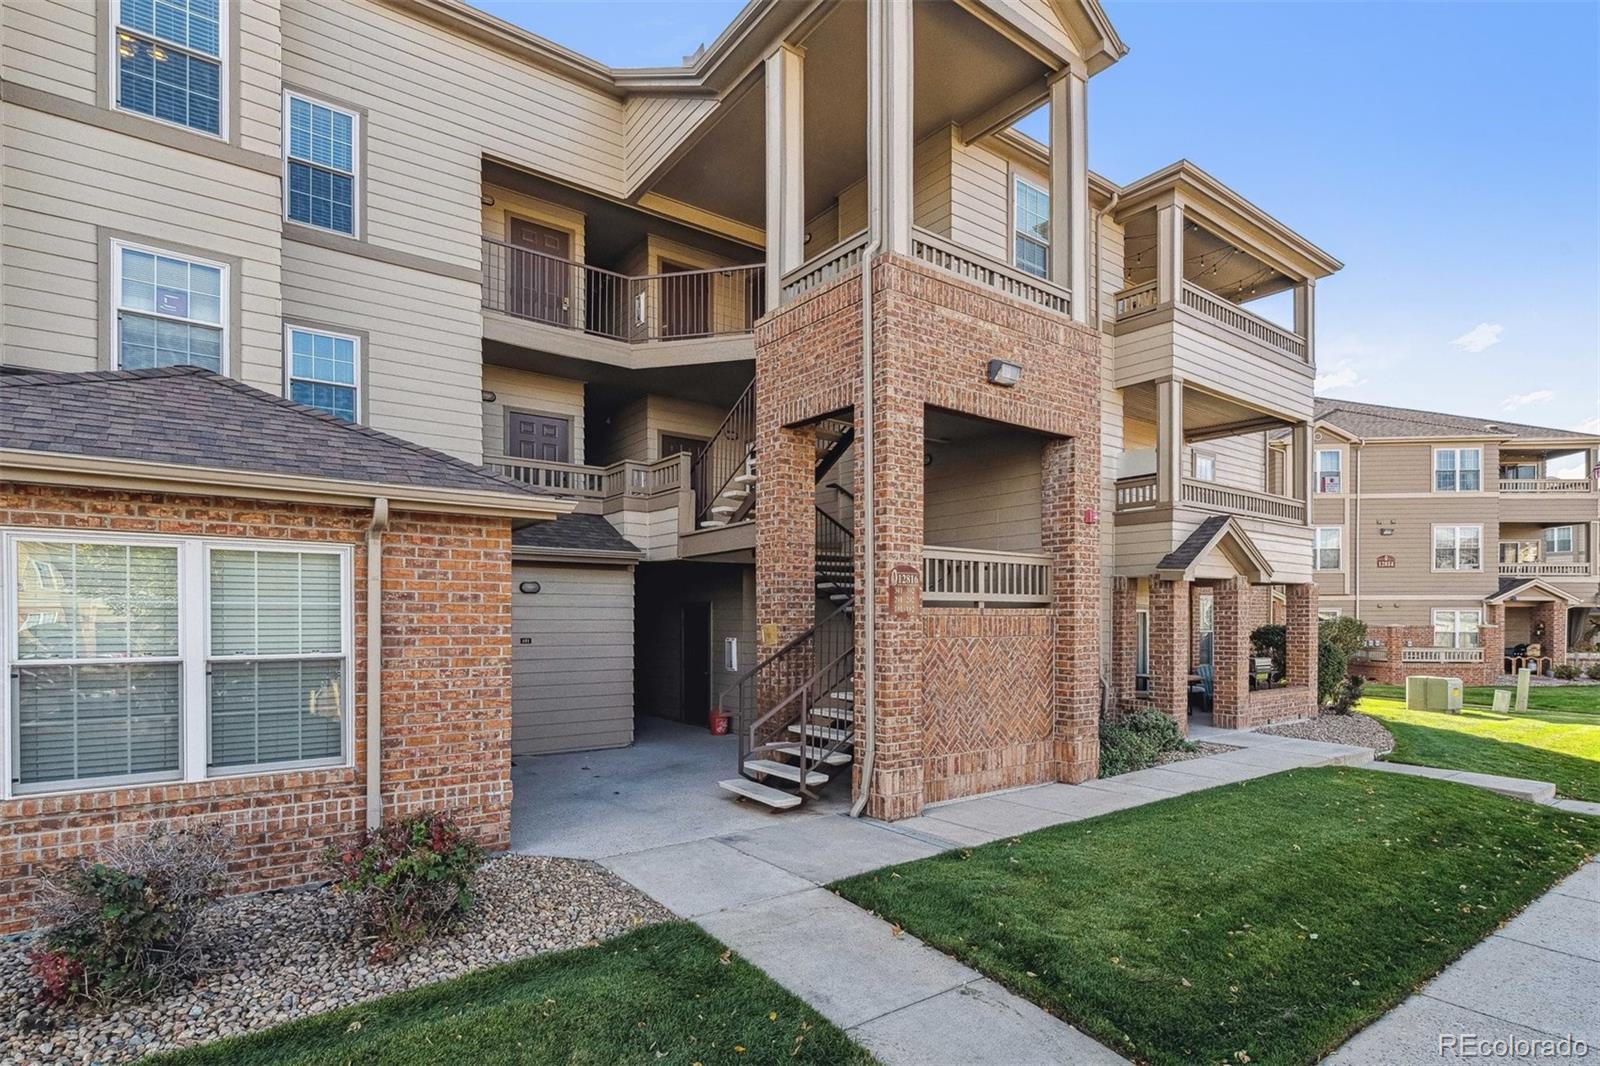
[0,854,672,1066]
[1154,740,1239,766]
[1260,712,1395,755]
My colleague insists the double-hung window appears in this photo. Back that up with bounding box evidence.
[1315,449,1342,494]
[114,242,226,372]
[1434,447,1482,492]
[1432,609,1481,650]
[1013,178,1049,279]
[4,534,350,798]
[113,0,224,136]
[1543,526,1574,555]
[1314,527,1342,571]
[285,93,357,236]
[1433,525,1482,571]
[285,326,359,421]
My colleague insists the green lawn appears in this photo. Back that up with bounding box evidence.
[149,922,873,1066]
[1362,684,1600,801]
[833,768,1600,1066]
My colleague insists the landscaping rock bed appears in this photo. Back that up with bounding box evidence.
[0,854,672,1066]
[1155,740,1239,766]
[1260,712,1395,755]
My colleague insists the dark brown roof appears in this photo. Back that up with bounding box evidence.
[1,366,544,497]
[512,513,641,558]
[1157,515,1231,572]
[1314,397,1596,442]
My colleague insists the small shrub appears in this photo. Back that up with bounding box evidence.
[1099,708,1194,778]
[1320,615,1368,659]
[33,823,231,1006]
[1587,663,1600,682]
[1552,662,1580,681]
[1317,639,1349,707]
[326,811,484,961]
[1327,675,1366,716]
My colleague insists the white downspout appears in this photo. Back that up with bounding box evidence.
[365,497,390,830]
[849,237,881,819]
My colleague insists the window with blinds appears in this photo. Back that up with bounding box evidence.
[208,549,346,771]
[11,541,182,791]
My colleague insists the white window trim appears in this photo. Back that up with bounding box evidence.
[111,238,231,374]
[1432,608,1482,650]
[1432,446,1484,493]
[281,89,361,238]
[282,324,363,422]
[1318,608,1343,621]
[1314,448,1343,495]
[1431,523,1484,573]
[110,0,229,141]
[1543,525,1574,556]
[1012,174,1050,279]
[1191,449,1217,482]
[1,530,353,801]
[1314,526,1343,571]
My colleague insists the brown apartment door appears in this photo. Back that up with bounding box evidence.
[507,218,572,327]
[508,413,571,464]
[658,261,711,339]
[661,434,710,501]
[680,602,712,725]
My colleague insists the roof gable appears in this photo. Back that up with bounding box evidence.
[1156,514,1274,583]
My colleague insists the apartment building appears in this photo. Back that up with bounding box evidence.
[0,0,1343,924]
[1305,398,1600,684]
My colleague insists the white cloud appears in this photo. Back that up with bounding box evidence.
[1501,389,1554,411]
[1450,323,1503,353]
[1314,361,1363,392]
[1576,417,1600,434]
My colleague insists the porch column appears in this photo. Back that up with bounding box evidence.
[1291,420,1312,517]
[1211,577,1249,729]
[1285,582,1318,691]
[1045,435,1102,777]
[1293,280,1316,364]
[764,43,805,303]
[866,0,913,257]
[1111,576,1137,712]
[1147,577,1190,734]
[1048,69,1089,323]
[1155,201,1184,306]
[1531,598,1568,667]
[1156,378,1184,505]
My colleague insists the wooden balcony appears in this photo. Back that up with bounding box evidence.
[1114,474,1306,525]
[1498,560,1594,578]
[488,453,693,558]
[922,546,1052,607]
[1498,477,1595,494]
[910,227,1071,317]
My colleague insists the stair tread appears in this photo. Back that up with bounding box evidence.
[719,778,801,809]
[788,723,851,742]
[771,743,852,767]
[743,759,830,787]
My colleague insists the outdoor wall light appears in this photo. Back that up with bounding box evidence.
[519,581,542,595]
[986,359,1022,387]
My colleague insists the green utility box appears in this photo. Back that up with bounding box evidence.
[1406,675,1464,712]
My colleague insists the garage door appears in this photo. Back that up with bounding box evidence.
[511,562,634,756]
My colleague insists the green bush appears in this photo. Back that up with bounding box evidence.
[326,811,484,962]
[1327,675,1366,716]
[1250,624,1286,679]
[1552,663,1580,681]
[1317,639,1349,706]
[1320,615,1368,659]
[1587,663,1600,682]
[1099,708,1194,778]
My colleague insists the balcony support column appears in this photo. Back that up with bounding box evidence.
[1048,70,1089,323]
[1293,280,1316,363]
[867,0,914,257]
[1291,420,1312,519]
[1155,201,1184,306]
[765,43,805,303]
[1156,379,1184,505]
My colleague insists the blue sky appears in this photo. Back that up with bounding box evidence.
[480,0,1600,454]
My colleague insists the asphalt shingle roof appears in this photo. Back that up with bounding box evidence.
[1,366,543,497]
[1314,397,1595,442]
[1157,514,1231,572]
[512,513,641,557]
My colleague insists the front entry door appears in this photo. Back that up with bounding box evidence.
[681,603,712,725]
[507,412,570,463]
[507,218,572,326]
[661,434,709,500]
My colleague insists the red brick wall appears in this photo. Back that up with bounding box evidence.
[1353,622,1501,687]
[1240,685,1316,728]
[0,484,512,932]
[1146,578,1190,733]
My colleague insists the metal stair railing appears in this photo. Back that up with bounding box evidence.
[691,380,756,525]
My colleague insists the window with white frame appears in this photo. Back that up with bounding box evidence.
[1432,609,1481,649]
[1543,526,1574,555]
[1314,527,1342,570]
[1013,178,1049,279]
[1192,450,1216,482]
[1318,608,1342,621]
[285,92,357,235]
[113,0,224,136]
[285,326,359,422]
[1433,525,1482,571]
[1315,449,1342,494]
[4,534,350,797]
[114,242,226,372]
[1134,608,1150,692]
[1434,447,1482,492]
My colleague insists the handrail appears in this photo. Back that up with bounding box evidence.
[691,379,756,526]
[781,229,869,302]
[1498,477,1595,494]
[1114,280,1159,318]
[910,226,1071,317]
[1498,561,1593,577]
[922,546,1051,606]
[488,453,684,502]
[1179,281,1306,361]
[1115,473,1159,511]
[1181,479,1305,523]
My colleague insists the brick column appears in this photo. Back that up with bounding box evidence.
[1147,577,1190,734]
[755,423,816,728]
[1482,602,1505,674]
[1286,582,1319,690]
[1212,577,1250,729]
[1531,599,1568,668]
[1045,435,1101,781]
[1110,576,1137,714]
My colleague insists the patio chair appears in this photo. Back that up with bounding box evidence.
[1188,664,1213,713]
[1252,656,1274,689]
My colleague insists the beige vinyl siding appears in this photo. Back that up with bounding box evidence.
[2,0,98,103]
[1,105,282,377]
[624,94,717,193]
[913,128,953,235]
[1094,208,1124,328]
[510,562,635,756]
[1352,496,1496,596]
[235,0,283,157]
[1359,441,1500,495]
[281,240,482,460]
[1355,600,1488,629]
[949,138,1011,262]
[482,366,585,464]
[925,435,1043,552]
[1189,432,1267,493]
[646,395,727,460]
[482,188,586,260]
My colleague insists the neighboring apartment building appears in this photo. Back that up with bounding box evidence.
[1304,398,1600,685]
[0,0,1343,924]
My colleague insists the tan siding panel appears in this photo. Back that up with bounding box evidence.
[482,367,585,463]
[624,94,717,192]
[924,435,1043,551]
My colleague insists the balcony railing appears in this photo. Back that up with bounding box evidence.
[489,452,688,502]
[1115,474,1159,511]
[922,546,1052,607]
[482,238,765,343]
[1498,477,1595,494]
[1114,281,1158,318]
[910,227,1071,317]
[781,229,869,303]
[1498,561,1593,577]
[1182,479,1306,523]
[1179,282,1306,361]
[1400,647,1484,664]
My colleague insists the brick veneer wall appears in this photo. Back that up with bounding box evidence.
[756,254,1102,820]
[1353,623,1502,687]
[1240,685,1316,728]
[1146,578,1190,733]
[0,484,513,932]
